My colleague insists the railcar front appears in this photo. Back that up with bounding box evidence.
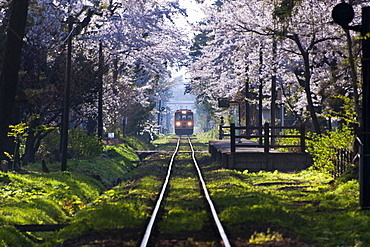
[174,110,194,135]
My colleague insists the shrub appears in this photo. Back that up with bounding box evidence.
[276,128,302,153]
[197,127,218,142]
[39,129,103,159]
[307,125,354,174]
[67,129,103,158]
[0,226,33,247]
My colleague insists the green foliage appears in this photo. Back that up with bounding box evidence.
[38,128,103,159]
[7,122,29,142]
[104,144,138,162]
[276,128,302,153]
[0,171,103,220]
[277,120,356,176]
[0,137,365,246]
[196,127,218,142]
[54,174,162,243]
[152,134,176,145]
[160,208,208,232]
[67,158,134,188]
[7,122,29,166]
[0,169,104,245]
[0,225,33,247]
[354,32,370,40]
[0,136,142,245]
[249,228,283,244]
[307,125,354,174]
[67,129,103,158]
[206,168,368,246]
[56,202,147,241]
[37,129,60,158]
[273,0,302,21]
[6,115,57,164]
[326,95,358,125]
[122,136,152,150]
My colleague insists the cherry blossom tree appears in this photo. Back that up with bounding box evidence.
[1,0,189,164]
[188,0,362,133]
[83,0,189,132]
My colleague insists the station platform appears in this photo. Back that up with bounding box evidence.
[208,139,312,172]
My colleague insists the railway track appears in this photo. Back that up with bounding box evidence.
[140,137,231,247]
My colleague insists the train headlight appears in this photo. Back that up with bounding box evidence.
[181,110,187,114]
[175,121,181,126]
[187,122,193,126]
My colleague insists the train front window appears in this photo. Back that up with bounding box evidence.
[175,113,181,121]
[182,115,186,121]
[187,115,192,120]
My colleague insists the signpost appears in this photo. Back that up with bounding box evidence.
[217,98,241,127]
[332,3,370,209]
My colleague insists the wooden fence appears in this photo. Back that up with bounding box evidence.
[329,136,362,178]
[330,147,354,178]
[219,122,306,153]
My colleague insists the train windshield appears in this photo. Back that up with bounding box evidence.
[175,111,193,121]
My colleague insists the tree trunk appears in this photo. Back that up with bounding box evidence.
[0,0,29,160]
[22,127,35,166]
[303,51,321,134]
[292,34,321,134]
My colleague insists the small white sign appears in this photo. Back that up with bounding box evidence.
[108,133,115,138]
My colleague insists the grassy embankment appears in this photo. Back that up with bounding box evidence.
[0,134,369,246]
[0,136,147,246]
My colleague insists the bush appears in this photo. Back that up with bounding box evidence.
[0,226,33,247]
[197,127,218,142]
[307,125,354,174]
[67,129,103,158]
[276,128,302,153]
[39,129,103,159]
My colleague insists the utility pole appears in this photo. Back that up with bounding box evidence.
[360,7,370,209]
[332,3,370,209]
[259,46,264,145]
[245,57,250,128]
[97,42,103,139]
[271,38,277,145]
[245,79,250,127]
[61,16,73,172]
[158,100,161,126]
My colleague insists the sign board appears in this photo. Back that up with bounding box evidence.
[108,133,115,138]
[218,98,230,107]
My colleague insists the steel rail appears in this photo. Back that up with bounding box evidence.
[188,137,232,247]
[140,138,180,247]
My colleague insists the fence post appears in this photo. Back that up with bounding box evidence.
[300,123,306,153]
[231,123,236,153]
[219,116,224,140]
[219,125,223,140]
[264,122,269,153]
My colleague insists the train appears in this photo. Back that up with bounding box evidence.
[174,109,194,135]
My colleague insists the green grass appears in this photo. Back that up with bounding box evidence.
[1,136,368,246]
[52,157,169,245]
[196,128,218,142]
[152,134,177,145]
[0,137,142,246]
[158,153,211,234]
[203,168,370,246]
